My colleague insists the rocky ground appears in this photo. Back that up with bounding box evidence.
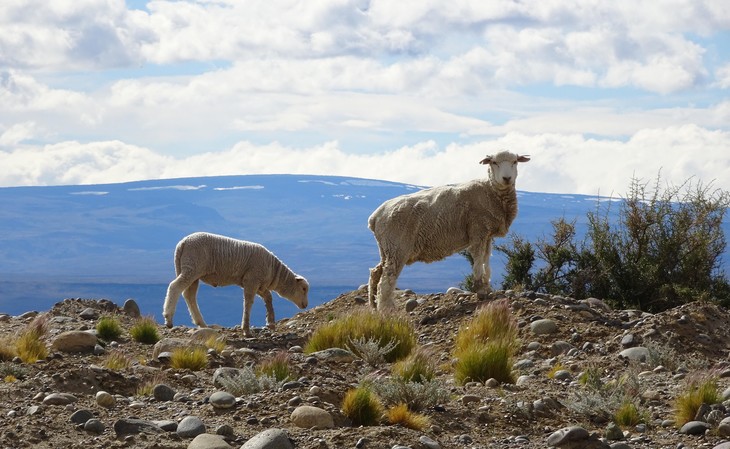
[2,287,730,449]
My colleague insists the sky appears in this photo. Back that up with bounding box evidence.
[1,0,729,196]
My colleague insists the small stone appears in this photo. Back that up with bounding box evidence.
[123,299,141,318]
[419,435,441,449]
[719,417,730,437]
[96,391,116,408]
[240,429,293,449]
[154,420,178,431]
[42,393,78,406]
[188,433,232,449]
[177,416,206,438]
[679,421,711,435]
[546,426,590,446]
[209,391,236,409]
[215,424,234,436]
[113,418,163,436]
[530,319,558,335]
[461,394,480,405]
[290,405,334,429]
[84,419,105,434]
[605,422,624,441]
[309,348,357,363]
[405,298,418,312]
[70,409,94,424]
[618,347,650,362]
[153,383,176,402]
[51,331,97,353]
[79,308,99,320]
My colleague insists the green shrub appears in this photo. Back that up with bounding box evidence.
[495,175,730,311]
[130,316,160,344]
[96,316,123,341]
[453,341,515,385]
[304,308,416,362]
[169,347,208,371]
[341,385,383,426]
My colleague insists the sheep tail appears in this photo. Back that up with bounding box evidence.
[173,239,184,276]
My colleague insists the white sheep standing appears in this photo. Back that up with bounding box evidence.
[367,150,530,310]
[162,232,309,336]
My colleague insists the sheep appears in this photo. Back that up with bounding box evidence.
[162,232,309,336]
[367,150,530,310]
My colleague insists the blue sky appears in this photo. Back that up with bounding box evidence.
[1,0,729,195]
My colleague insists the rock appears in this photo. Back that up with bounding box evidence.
[70,409,94,424]
[42,393,78,406]
[95,390,116,408]
[404,298,418,312]
[177,416,206,438]
[290,405,334,429]
[419,435,441,449]
[546,426,589,446]
[123,299,141,317]
[153,383,176,401]
[93,344,106,355]
[620,333,636,348]
[191,328,220,342]
[679,420,711,435]
[51,331,97,353]
[605,422,624,441]
[550,341,574,356]
[552,370,572,381]
[461,394,480,405]
[155,420,178,431]
[240,428,293,449]
[209,391,236,409]
[309,348,357,363]
[113,418,163,436]
[188,433,232,449]
[713,443,730,449]
[719,416,730,437]
[215,424,234,436]
[84,419,105,434]
[618,347,650,362]
[79,308,99,320]
[213,367,244,388]
[530,319,558,335]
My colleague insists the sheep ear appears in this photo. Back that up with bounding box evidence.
[479,156,492,165]
[517,155,531,162]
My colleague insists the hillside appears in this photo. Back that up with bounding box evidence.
[1,289,730,448]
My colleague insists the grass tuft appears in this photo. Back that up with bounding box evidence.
[103,350,132,370]
[674,376,719,427]
[169,347,208,371]
[341,385,384,426]
[0,336,17,361]
[391,347,437,383]
[386,403,430,430]
[256,352,292,382]
[615,400,644,428]
[130,316,160,344]
[15,315,49,363]
[454,341,515,385]
[96,315,123,341]
[454,299,518,355]
[205,335,226,353]
[305,308,416,363]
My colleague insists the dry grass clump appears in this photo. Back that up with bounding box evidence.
[256,352,292,382]
[130,316,160,344]
[169,347,208,371]
[205,335,226,353]
[304,308,416,363]
[341,385,384,426]
[386,403,430,430]
[452,300,518,385]
[103,350,132,370]
[136,374,165,397]
[0,336,16,361]
[15,315,49,363]
[392,347,437,383]
[96,315,123,341]
[615,400,644,428]
[674,376,719,427]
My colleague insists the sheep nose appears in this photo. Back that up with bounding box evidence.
[502,176,512,183]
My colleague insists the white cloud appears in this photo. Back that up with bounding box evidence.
[1,126,728,198]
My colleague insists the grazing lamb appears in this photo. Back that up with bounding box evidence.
[162,232,309,336]
[367,150,530,310]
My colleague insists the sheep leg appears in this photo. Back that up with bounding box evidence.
[163,273,196,328]
[368,262,384,309]
[376,259,402,311]
[470,239,493,298]
[260,290,276,330]
[241,286,258,337]
[182,279,207,328]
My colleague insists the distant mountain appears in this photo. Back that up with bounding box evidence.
[1,174,726,327]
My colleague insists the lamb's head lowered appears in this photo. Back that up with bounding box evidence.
[282,275,309,309]
[479,150,530,188]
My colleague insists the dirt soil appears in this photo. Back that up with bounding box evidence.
[1,288,730,449]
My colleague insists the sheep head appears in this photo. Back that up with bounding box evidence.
[479,150,530,188]
[283,275,309,309]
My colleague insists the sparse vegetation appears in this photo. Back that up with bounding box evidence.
[15,315,49,363]
[96,315,123,341]
[370,378,450,412]
[103,350,132,370]
[547,362,567,379]
[347,335,399,367]
[341,385,384,426]
[205,335,226,353]
[256,352,291,382]
[386,403,430,430]
[391,347,437,383]
[216,367,282,396]
[304,308,416,362]
[674,376,719,427]
[453,341,515,385]
[0,336,16,361]
[615,400,644,428]
[454,299,518,355]
[494,175,730,312]
[169,347,208,371]
[130,316,160,344]
[0,362,28,380]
